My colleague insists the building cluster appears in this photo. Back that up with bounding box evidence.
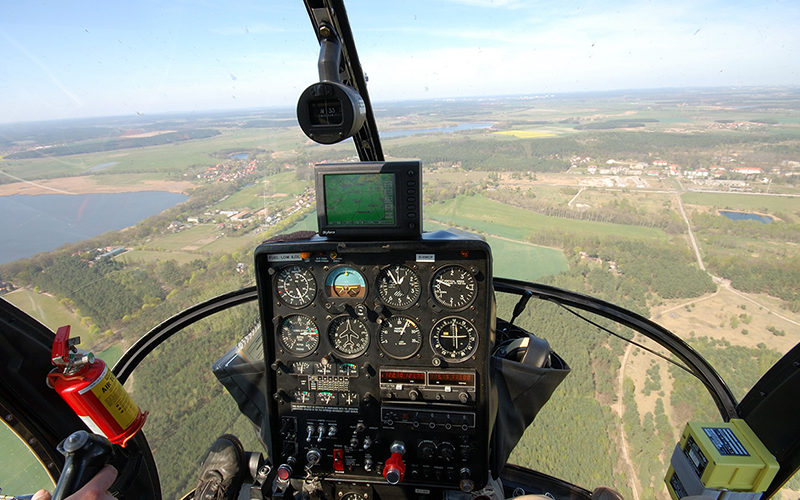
[197,159,258,182]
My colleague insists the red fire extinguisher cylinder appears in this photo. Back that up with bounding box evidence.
[48,326,147,447]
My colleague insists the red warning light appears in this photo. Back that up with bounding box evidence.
[460,250,469,258]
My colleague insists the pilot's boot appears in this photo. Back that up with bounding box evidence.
[592,486,625,500]
[193,434,245,500]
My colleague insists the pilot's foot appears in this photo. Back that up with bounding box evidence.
[194,434,245,500]
[592,487,625,500]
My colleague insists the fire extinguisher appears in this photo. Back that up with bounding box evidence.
[47,325,147,447]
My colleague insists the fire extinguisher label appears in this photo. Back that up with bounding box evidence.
[79,364,138,430]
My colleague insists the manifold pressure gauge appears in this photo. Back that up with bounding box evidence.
[278,314,319,357]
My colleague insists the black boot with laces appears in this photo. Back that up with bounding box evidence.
[193,434,245,500]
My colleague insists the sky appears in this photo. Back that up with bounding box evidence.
[0,0,798,124]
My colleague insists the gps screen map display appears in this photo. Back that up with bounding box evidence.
[324,173,396,226]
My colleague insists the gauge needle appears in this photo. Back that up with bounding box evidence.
[399,320,409,338]
[437,278,452,287]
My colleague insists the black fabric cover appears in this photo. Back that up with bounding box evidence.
[489,320,571,477]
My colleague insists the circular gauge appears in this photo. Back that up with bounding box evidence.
[325,266,367,298]
[328,316,370,358]
[430,317,479,363]
[431,265,477,310]
[376,265,422,309]
[274,265,317,308]
[277,314,319,357]
[378,316,423,359]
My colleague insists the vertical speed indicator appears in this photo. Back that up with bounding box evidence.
[431,265,477,310]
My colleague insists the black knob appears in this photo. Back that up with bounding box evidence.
[439,443,455,462]
[409,389,420,401]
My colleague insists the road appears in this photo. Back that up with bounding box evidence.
[673,192,705,271]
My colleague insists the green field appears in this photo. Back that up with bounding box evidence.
[426,195,670,242]
[682,192,800,215]
[2,289,92,341]
[425,220,568,281]
[119,249,201,265]
[98,344,123,367]
[0,127,307,181]
[0,424,54,496]
[146,224,221,252]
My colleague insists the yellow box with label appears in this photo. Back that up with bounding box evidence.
[676,419,778,493]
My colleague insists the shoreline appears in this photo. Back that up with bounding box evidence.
[0,175,195,196]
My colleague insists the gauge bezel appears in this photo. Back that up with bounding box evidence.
[430,264,478,311]
[328,315,371,358]
[377,315,424,360]
[274,265,317,308]
[429,316,479,363]
[277,314,320,358]
[375,264,422,310]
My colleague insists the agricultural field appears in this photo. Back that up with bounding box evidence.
[682,192,800,216]
[426,194,670,242]
[0,424,54,496]
[2,288,92,341]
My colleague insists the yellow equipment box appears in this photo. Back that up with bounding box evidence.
[666,419,779,499]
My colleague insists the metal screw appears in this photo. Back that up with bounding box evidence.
[319,25,332,38]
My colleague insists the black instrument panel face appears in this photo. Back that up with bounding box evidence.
[255,235,494,493]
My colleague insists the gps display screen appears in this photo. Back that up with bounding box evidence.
[324,173,396,226]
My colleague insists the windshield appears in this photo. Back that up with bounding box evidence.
[1,1,799,499]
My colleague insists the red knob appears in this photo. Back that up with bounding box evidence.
[383,452,406,484]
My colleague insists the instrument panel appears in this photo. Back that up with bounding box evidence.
[254,233,494,494]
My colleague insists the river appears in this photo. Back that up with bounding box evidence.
[0,191,188,264]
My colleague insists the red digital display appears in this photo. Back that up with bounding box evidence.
[429,372,475,386]
[380,370,426,384]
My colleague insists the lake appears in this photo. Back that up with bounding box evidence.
[380,122,494,139]
[0,191,188,264]
[719,211,773,224]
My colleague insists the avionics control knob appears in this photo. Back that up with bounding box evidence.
[364,458,373,472]
[439,443,455,462]
[363,436,373,450]
[408,389,420,401]
[458,391,470,404]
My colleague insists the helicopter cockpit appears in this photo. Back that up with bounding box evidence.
[1,1,799,500]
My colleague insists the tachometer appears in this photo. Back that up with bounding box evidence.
[328,316,370,358]
[325,266,367,298]
[378,316,423,359]
[431,265,477,310]
[430,317,478,363]
[274,265,317,308]
[278,314,319,357]
[376,264,421,309]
